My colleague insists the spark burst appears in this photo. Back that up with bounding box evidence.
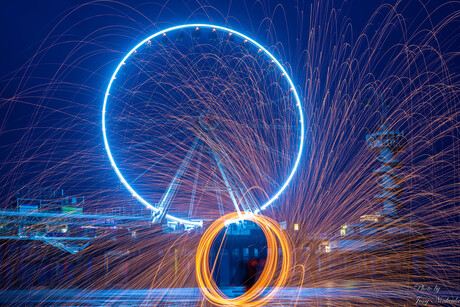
[0,0,458,306]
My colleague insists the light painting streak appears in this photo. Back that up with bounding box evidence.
[195,212,292,306]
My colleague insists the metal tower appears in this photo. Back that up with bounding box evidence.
[365,124,406,220]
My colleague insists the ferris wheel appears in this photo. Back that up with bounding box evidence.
[102,24,304,229]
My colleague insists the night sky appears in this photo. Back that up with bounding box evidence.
[0,0,457,220]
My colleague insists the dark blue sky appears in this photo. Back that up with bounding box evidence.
[0,0,375,201]
[0,0,457,216]
[0,0,387,80]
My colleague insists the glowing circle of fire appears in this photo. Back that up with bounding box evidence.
[102,24,305,227]
[196,212,292,306]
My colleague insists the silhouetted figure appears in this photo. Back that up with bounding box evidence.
[243,258,259,291]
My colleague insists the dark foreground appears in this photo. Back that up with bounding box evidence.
[0,284,459,306]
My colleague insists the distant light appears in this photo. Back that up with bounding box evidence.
[294,223,299,231]
[340,224,347,236]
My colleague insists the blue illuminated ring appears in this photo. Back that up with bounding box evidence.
[102,24,305,226]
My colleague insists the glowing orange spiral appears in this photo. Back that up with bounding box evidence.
[195,212,292,306]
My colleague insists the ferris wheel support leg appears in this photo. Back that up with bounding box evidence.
[153,137,200,223]
[225,165,259,214]
[188,143,203,219]
[213,172,225,216]
[211,150,242,218]
[213,149,259,214]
